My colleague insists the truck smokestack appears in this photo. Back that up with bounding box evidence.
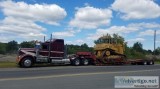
[48,34,52,61]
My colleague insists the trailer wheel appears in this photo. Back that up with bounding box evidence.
[72,58,80,66]
[82,59,89,66]
[143,61,147,65]
[21,57,33,68]
[131,62,136,65]
[149,61,154,65]
[152,61,155,65]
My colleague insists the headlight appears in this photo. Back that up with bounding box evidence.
[16,55,21,62]
[18,56,21,58]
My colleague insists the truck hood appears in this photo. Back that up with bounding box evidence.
[20,48,35,50]
[19,48,36,56]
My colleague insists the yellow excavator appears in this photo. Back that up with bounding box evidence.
[94,34,127,65]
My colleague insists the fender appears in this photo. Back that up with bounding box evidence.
[17,54,36,65]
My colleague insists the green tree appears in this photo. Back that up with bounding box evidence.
[6,40,18,53]
[129,42,146,58]
[20,41,35,48]
[124,44,133,58]
[153,47,160,55]
[0,43,7,54]
[67,43,93,54]
[113,33,124,44]
[81,43,88,49]
[144,49,153,55]
[94,33,124,44]
[132,42,143,53]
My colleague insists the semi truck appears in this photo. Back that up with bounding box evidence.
[16,35,154,68]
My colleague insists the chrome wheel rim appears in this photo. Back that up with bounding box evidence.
[144,61,147,65]
[84,59,88,65]
[75,59,80,65]
[24,59,32,67]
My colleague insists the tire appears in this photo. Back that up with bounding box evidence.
[149,61,154,65]
[143,61,147,65]
[82,59,89,66]
[72,58,80,66]
[21,57,33,68]
[131,62,136,65]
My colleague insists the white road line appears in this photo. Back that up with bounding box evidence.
[0,69,160,81]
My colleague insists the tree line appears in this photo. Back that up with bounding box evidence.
[67,43,94,54]
[124,42,160,59]
[0,40,35,54]
[0,40,93,54]
[0,39,160,59]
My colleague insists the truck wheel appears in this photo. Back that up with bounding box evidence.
[73,59,80,66]
[131,62,136,65]
[82,59,89,66]
[143,61,147,65]
[149,61,154,65]
[21,57,33,68]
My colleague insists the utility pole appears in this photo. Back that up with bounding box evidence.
[44,36,45,42]
[154,30,156,58]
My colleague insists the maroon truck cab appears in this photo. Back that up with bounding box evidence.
[17,39,70,67]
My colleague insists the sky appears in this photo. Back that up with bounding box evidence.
[0,0,160,50]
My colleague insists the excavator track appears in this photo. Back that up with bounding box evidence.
[95,49,126,65]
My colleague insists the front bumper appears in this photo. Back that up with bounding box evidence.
[16,56,21,64]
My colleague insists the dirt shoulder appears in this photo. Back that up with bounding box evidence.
[0,54,17,62]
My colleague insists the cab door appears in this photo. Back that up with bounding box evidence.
[39,43,49,57]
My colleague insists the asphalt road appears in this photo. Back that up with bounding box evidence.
[0,65,160,89]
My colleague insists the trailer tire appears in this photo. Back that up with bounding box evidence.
[82,59,89,66]
[72,58,80,66]
[143,61,147,65]
[149,61,154,65]
[21,57,33,68]
[152,61,155,65]
[131,62,136,65]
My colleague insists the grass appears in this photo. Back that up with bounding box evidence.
[0,61,17,68]
[155,61,160,64]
